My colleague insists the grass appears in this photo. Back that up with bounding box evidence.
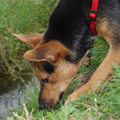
[0,0,120,120]
[0,0,58,80]
[7,64,120,120]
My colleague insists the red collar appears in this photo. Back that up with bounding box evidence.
[90,0,99,36]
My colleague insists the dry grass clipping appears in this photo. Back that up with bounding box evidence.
[9,103,35,120]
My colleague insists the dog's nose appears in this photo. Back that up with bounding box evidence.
[39,102,45,109]
[38,97,46,109]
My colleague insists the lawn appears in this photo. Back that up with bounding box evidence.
[0,0,120,120]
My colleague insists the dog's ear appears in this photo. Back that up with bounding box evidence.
[12,33,44,48]
[23,41,69,62]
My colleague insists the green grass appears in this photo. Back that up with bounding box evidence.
[7,64,120,120]
[0,0,120,120]
[0,0,58,80]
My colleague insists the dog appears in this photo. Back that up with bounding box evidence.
[13,0,120,109]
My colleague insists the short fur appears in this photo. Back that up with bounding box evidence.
[13,0,120,109]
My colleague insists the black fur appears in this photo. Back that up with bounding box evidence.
[42,61,56,74]
[37,0,120,109]
[43,0,120,62]
[44,0,94,62]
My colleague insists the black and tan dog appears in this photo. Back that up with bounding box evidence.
[13,0,120,109]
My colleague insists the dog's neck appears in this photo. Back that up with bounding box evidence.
[44,0,94,62]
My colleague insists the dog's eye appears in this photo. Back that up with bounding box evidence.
[41,77,49,83]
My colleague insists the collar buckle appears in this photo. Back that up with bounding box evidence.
[90,9,97,21]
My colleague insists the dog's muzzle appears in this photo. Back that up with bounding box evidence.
[38,91,65,109]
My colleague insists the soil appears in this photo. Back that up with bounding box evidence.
[69,73,91,94]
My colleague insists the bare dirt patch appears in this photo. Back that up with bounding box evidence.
[69,73,91,94]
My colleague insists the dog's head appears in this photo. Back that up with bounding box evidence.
[13,33,88,109]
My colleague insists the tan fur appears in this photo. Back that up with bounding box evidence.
[13,18,120,107]
[65,48,120,103]
[65,19,120,103]
[23,41,70,62]
[12,33,44,48]
[12,33,91,107]
[33,46,89,107]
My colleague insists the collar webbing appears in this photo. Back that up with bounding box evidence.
[90,0,99,35]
